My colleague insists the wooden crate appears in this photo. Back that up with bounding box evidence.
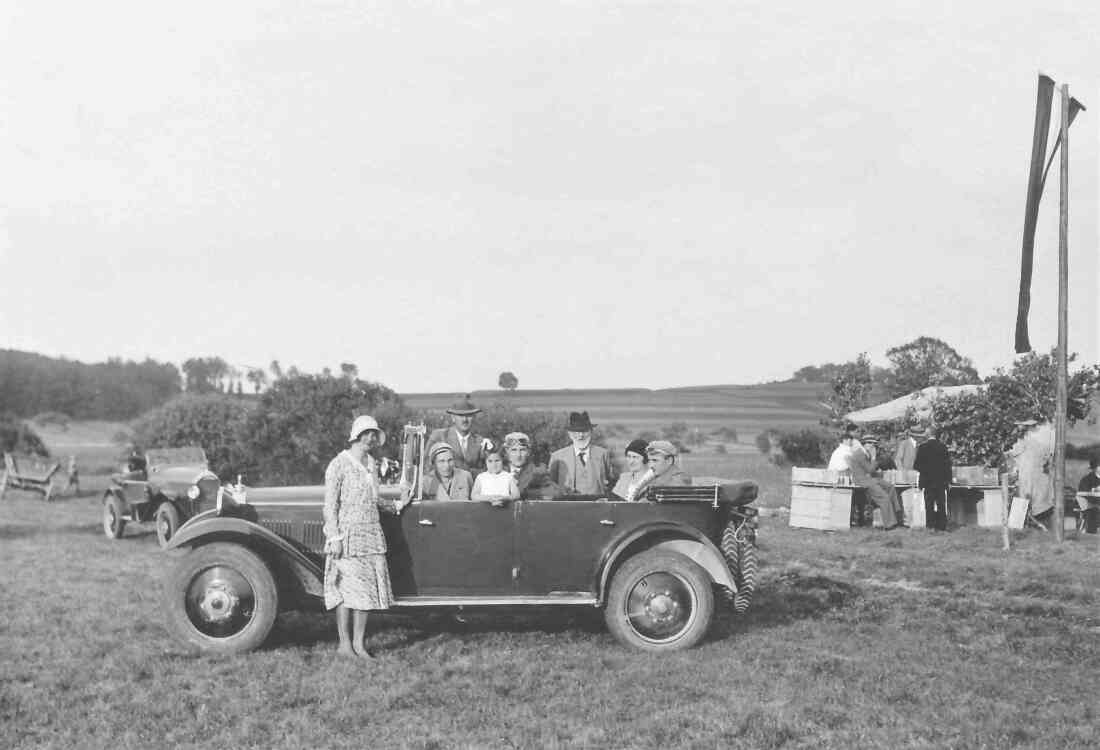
[790,485,855,531]
[902,488,925,529]
[976,489,1005,528]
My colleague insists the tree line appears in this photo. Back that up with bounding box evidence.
[0,349,181,420]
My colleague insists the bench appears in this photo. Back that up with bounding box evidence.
[2,452,62,501]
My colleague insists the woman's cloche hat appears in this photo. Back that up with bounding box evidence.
[347,415,387,445]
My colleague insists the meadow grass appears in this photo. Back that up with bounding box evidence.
[3,468,1100,749]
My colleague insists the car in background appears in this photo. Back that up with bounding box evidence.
[102,447,220,548]
[160,428,760,655]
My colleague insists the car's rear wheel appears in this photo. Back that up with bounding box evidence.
[103,493,126,539]
[604,550,714,652]
[154,502,181,548]
[164,542,278,655]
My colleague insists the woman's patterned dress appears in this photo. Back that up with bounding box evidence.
[322,450,396,611]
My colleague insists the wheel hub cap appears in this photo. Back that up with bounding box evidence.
[198,582,239,624]
[625,572,696,643]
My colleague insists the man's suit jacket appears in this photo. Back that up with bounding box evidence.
[428,427,486,473]
[547,444,615,495]
[913,439,952,489]
[512,463,561,500]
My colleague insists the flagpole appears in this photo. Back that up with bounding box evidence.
[1053,83,1070,543]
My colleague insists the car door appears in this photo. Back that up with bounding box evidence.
[514,500,618,596]
[404,500,517,596]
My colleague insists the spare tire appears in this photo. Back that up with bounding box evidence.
[720,520,758,614]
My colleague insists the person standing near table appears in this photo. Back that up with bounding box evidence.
[913,426,952,531]
[894,428,919,472]
[1077,457,1100,534]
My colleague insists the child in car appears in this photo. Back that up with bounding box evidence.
[471,449,520,506]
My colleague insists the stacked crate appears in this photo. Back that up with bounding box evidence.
[789,468,859,531]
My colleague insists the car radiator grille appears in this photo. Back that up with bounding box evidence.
[302,522,325,552]
[261,520,293,539]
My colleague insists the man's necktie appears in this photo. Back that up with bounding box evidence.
[579,451,587,467]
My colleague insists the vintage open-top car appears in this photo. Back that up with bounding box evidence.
[161,428,759,654]
[102,447,220,548]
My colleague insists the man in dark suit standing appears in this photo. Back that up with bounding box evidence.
[428,394,492,474]
[913,426,952,531]
[548,412,616,495]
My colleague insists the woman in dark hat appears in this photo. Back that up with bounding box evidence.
[612,439,650,500]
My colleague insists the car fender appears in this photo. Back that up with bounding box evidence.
[596,521,736,605]
[167,516,324,600]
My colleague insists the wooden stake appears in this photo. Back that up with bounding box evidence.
[1053,83,1070,543]
[1001,472,1011,550]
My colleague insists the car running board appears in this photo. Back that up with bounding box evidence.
[392,595,597,607]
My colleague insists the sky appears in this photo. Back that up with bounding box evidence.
[2,1,1098,392]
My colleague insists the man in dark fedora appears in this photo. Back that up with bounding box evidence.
[913,425,952,531]
[548,411,616,495]
[428,394,493,474]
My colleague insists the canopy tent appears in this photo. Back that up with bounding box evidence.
[845,384,986,424]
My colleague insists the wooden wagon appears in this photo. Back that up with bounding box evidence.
[1,452,61,501]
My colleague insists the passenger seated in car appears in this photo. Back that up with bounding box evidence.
[472,449,520,506]
[548,411,615,495]
[420,443,473,501]
[611,439,650,500]
[628,440,692,501]
[503,432,561,500]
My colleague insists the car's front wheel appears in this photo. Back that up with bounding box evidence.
[604,549,714,652]
[164,542,278,655]
[154,502,181,548]
[103,493,126,539]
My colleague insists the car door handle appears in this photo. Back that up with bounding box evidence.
[600,519,615,526]
[419,519,435,526]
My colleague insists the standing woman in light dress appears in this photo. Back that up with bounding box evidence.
[323,415,408,658]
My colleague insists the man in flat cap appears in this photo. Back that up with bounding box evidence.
[624,440,692,501]
[503,432,561,500]
[428,394,493,474]
[548,411,616,495]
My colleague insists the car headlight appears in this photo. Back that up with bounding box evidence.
[187,485,201,500]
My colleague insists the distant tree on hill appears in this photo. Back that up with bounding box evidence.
[792,363,845,383]
[270,360,283,380]
[246,368,267,394]
[181,357,230,394]
[340,362,359,380]
[498,371,519,391]
[882,336,980,397]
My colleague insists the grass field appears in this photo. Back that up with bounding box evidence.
[4,455,1100,749]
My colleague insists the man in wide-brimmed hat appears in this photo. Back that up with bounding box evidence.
[548,411,616,495]
[428,394,493,473]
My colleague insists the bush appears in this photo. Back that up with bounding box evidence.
[713,443,727,455]
[663,422,690,440]
[237,374,410,485]
[0,413,50,457]
[1066,442,1100,461]
[776,428,833,467]
[132,395,254,479]
[754,432,771,455]
[712,426,739,442]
